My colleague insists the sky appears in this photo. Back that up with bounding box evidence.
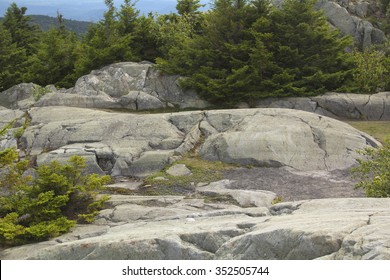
[0,0,210,22]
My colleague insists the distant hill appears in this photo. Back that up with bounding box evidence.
[0,15,93,36]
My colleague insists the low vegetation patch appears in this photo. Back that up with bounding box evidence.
[0,151,111,246]
[347,121,390,144]
[352,138,390,197]
[144,156,235,191]
[31,85,52,101]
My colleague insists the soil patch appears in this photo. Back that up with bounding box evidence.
[223,167,365,202]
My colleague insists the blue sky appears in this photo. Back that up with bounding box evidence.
[0,0,210,22]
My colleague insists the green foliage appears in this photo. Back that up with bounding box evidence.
[145,155,234,189]
[272,196,284,205]
[176,0,204,16]
[347,121,390,144]
[158,0,354,105]
[0,148,18,168]
[268,0,353,96]
[347,48,387,93]
[25,26,82,88]
[2,3,40,55]
[0,22,26,91]
[27,15,92,36]
[30,85,51,101]
[352,138,390,197]
[1,0,388,104]
[0,120,15,138]
[75,0,138,74]
[0,153,111,246]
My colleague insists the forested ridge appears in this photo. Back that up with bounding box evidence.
[0,15,92,36]
[1,0,390,105]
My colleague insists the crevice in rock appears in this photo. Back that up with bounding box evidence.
[308,97,319,112]
[81,245,100,260]
[379,98,385,121]
[346,94,365,119]
[363,94,372,108]
[204,112,219,132]
[156,237,215,259]
[334,212,375,258]
[179,229,244,254]
[270,202,304,216]
[134,91,140,111]
[361,134,379,148]
[296,116,329,170]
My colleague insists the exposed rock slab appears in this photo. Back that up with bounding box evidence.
[0,107,26,151]
[200,108,380,171]
[223,166,364,201]
[196,180,276,208]
[255,92,390,120]
[316,0,386,48]
[34,62,210,110]
[17,107,379,177]
[1,197,389,260]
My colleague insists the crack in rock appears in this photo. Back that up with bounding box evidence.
[269,202,304,216]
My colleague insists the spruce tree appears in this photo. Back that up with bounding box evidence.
[75,0,136,76]
[176,0,204,16]
[269,0,353,96]
[25,13,81,88]
[0,24,25,91]
[158,0,276,105]
[158,0,354,104]
[2,3,40,56]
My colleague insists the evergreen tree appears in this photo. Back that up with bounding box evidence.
[176,0,204,16]
[269,0,353,96]
[24,13,81,88]
[0,3,40,90]
[75,0,137,76]
[176,0,205,35]
[2,3,40,56]
[132,13,162,62]
[158,0,354,104]
[158,0,277,105]
[0,24,26,91]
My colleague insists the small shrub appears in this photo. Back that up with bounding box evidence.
[0,120,15,138]
[0,153,111,246]
[31,85,51,101]
[352,137,390,197]
[12,128,24,139]
[272,196,284,205]
[348,48,387,93]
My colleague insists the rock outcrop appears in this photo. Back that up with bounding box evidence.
[1,59,389,260]
[1,195,389,260]
[316,0,386,49]
[0,62,209,111]
[17,107,380,177]
[255,92,390,120]
[1,62,389,121]
[273,0,387,48]
[0,106,26,150]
